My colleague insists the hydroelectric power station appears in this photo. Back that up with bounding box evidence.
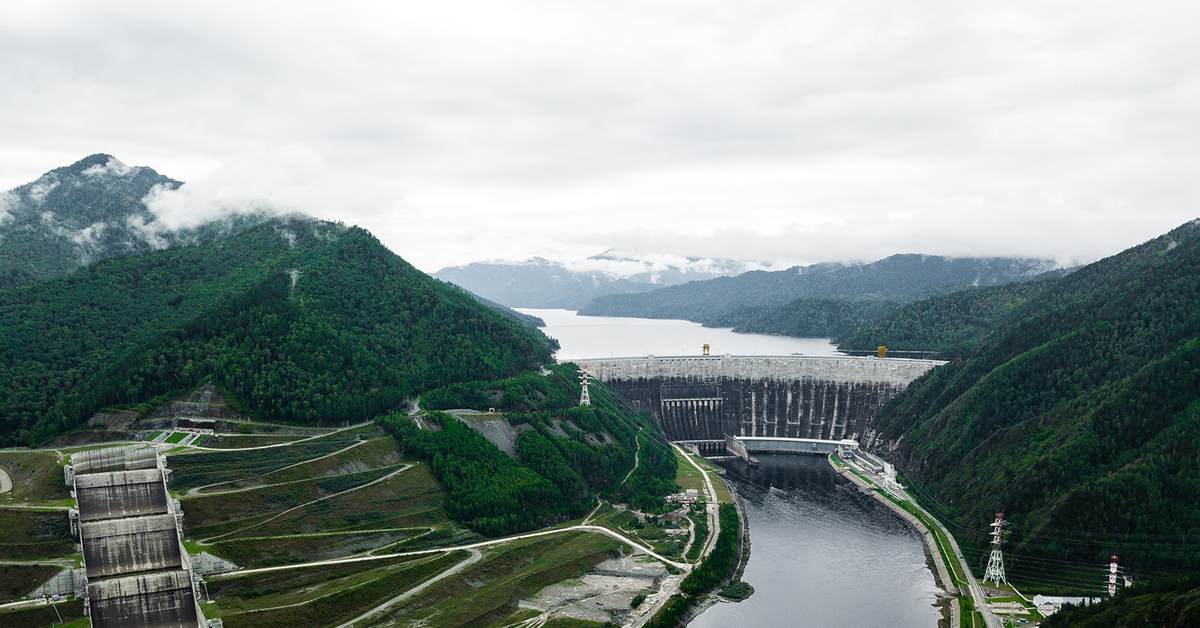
[585,355,942,452]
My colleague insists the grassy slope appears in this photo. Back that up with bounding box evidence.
[367,533,621,628]
[176,430,451,566]
[0,564,62,601]
[182,426,632,628]
[0,508,75,560]
[0,451,71,505]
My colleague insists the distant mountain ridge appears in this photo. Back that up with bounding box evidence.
[433,253,754,309]
[0,154,270,288]
[579,254,1059,329]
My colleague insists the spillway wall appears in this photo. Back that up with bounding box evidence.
[586,356,941,442]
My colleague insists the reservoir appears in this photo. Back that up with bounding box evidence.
[526,310,942,627]
[519,308,845,360]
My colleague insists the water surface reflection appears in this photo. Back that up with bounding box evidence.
[690,454,941,628]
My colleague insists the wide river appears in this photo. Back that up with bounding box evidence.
[523,309,941,627]
[694,456,941,627]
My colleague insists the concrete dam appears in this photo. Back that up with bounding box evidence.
[585,356,942,443]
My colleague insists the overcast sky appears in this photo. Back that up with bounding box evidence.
[2,1,1198,272]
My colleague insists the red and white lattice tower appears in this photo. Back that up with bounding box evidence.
[579,365,591,407]
[983,512,1008,585]
[1108,555,1119,596]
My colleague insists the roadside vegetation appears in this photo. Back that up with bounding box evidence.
[645,504,741,628]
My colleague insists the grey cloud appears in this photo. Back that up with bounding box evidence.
[1,1,1198,272]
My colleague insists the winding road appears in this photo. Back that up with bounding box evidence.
[673,444,720,558]
[333,549,483,628]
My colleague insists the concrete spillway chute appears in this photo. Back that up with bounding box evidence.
[65,444,207,628]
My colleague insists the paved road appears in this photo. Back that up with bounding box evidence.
[198,465,414,543]
[183,437,374,496]
[674,444,720,557]
[222,523,690,580]
[333,548,483,628]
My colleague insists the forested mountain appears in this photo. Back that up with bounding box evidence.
[439,282,550,331]
[869,219,1200,585]
[433,253,751,310]
[733,298,902,338]
[0,217,555,446]
[0,154,268,288]
[835,278,1052,358]
[578,254,1056,330]
[380,364,676,536]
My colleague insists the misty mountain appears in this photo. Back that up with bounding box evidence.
[0,217,554,446]
[433,253,753,309]
[579,254,1060,329]
[0,154,269,288]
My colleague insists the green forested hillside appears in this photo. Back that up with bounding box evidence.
[870,219,1200,586]
[379,364,676,536]
[0,218,554,445]
[579,254,1054,330]
[835,280,1050,358]
[734,297,901,338]
[1043,572,1200,627]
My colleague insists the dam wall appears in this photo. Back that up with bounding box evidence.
[585,356,941,442]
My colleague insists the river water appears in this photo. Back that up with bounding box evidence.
[524,309,940,627]
[692,455,942,628]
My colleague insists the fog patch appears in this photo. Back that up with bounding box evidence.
[140,143,394,240]
[560,251,766,281]
[0,191,16,224]
[28,178,59,205]
[124,214,172,250]
[287,268,301,294]
[72,222,106,246]
[72,222,109,265]
[279,229,297,248]
[82,157,135,178]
